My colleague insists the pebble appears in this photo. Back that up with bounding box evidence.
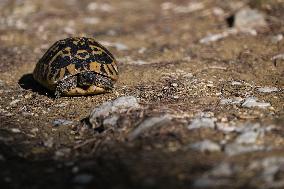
[103,115,119,127]
[188,117,216,130]
[73,174,94,184]
[271,34,283,44]
[101,41,128,51]
[235,131,260,144]
[44,137,54,148]
[241,97,271,109]
[83,17,100,25]
[11,128,21,133]
[225,143,266,156]
[128,114,172,140]
[54,148,71,158]
[199,29,237,44]
[233,7,267,29]
[161,2,204,13]
[87,2,113,12]
[89,96,140,128]
[257,87,278,93]
[272,53,284,61]
[249,157,284,185]
[189,140,221,152]
[220,97,243,105]
[90,96,139,119]
[53,119,74,127]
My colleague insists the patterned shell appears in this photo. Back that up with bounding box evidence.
[33,37,118,90]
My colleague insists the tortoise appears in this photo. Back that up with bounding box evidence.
[33,37,119,97]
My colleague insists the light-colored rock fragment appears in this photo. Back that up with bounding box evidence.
[128,114,172,140]
[190,140,221,152]
[89,96,140,128]
[225,143,265,156]
[242,97,271,109]
[236,131,260,144]
[257,87,278,93]
[188,117,216,130]
[233,8,267,29]
[220,97,243,105]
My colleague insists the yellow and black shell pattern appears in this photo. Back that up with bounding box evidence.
[33,37,118,94]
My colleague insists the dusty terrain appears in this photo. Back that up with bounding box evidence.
[0,0,283,188]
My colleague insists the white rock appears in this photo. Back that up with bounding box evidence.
[220,97,243,105]
[257,87,278,93]
[89,96,140,128]
[11,128,21,133]
[83,17,100,25]
[103,115,119,127]
[91,96,139,118]
[272,53,284,61]
[210,162,234,177]
[225,143,265,156]
[249,157,284,185]
[188,117,216,130]
[87,2,113,12]
[100,41,128,51]
[128,115,172,140]
[53,119,74,127]
[235,131,260,144]
[190,140,221,152]
[194,177,230,188]
[199,29,237,44]
[233,8,267,29]
[242,97,271,108]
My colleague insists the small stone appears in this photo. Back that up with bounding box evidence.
[128,114,172,140]
[194,177,230,188]
[272,53,284,61]
[72,166,79,173]
[73,174,94,184]
[87,2,113,12]
[271,34,283,43]
[210,162,234,177]
[83,17,100,25]
[171,83,178,87]
[101,41,128,51]
[31,128,39,133]
[11,128,21,133]
[242,97,271,109]
[188,117,216,130]
[225,143,265,156]
[55,148,71,158]
[220,97,243,105]
[89,96,140,127]
[235,131,260,144]
[190,140,221,152]
[53,119,74,127]
[257,87,278,93]
[103,115,119,127]
[233,7,267,29]
[44,137,54,148]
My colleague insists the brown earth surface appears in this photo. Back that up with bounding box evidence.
[0,0,283,189]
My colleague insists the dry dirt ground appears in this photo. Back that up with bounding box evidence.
[0,0,283,189]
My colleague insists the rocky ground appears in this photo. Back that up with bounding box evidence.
[0,0,283,188]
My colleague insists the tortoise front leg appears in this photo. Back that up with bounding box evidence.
[54,76,77,98]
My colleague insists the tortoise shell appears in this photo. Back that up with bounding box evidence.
[33,37,118,93]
